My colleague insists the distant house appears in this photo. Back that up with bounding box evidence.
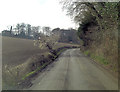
[2,30,12,36]
[52,28,80,44]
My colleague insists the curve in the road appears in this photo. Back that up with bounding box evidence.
[28,49,118,90]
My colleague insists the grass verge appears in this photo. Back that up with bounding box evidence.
[84,50,109,65]
[22,47,68,81]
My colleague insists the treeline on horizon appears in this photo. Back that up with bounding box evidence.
[2,23,54,39]
[1,23,80,44]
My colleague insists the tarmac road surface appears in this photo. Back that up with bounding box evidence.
[28,49,118,90]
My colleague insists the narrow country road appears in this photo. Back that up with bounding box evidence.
[28,49,118,90]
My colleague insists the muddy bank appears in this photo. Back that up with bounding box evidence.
[17,46,78,89]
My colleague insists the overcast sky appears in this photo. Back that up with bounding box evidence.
[0,0,76,32]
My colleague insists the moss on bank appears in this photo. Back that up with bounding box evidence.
[84,50,109,65]
[22,47,68,81]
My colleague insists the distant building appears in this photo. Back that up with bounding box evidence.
[52,28,80,44]
[2,30,12,36]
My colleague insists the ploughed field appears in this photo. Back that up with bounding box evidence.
[2,36,43,66]
[2,36,78,66]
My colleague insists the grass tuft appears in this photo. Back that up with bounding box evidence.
[84,50,90,56]
[90,54,109,65]
[84,50,109,65]
[22,71,36,80]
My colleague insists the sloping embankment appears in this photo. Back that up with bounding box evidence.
[2,37,79,90]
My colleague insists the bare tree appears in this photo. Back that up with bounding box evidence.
[26,24,31,36]
[42,26,51,36]
[60,1,105,29]
[20,23,26,33]
[16,24,20,34]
